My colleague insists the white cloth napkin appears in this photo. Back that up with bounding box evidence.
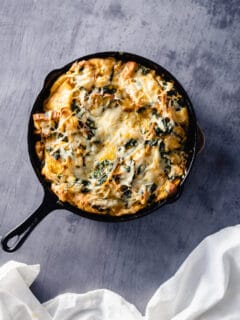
[1,225,240,320]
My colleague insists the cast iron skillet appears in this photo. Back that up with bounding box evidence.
[1,52,204,252]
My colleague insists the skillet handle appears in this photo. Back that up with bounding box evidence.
[1,193,57,252]
[196,124,205,154]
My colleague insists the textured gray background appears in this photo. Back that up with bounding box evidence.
[0,0,239,314]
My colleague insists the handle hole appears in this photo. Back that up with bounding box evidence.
[7,234,20,248]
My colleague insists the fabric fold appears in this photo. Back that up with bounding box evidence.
[145,225,240,320]
[0,261,52,320]
[44,290,142,320]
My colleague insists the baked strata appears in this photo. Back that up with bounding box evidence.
[33,57,189,215]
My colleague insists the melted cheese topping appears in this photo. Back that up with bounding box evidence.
[33,58,189,215]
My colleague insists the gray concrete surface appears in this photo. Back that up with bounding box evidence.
[0,0,239,313]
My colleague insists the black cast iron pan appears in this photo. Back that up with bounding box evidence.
[1,52,204,252]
